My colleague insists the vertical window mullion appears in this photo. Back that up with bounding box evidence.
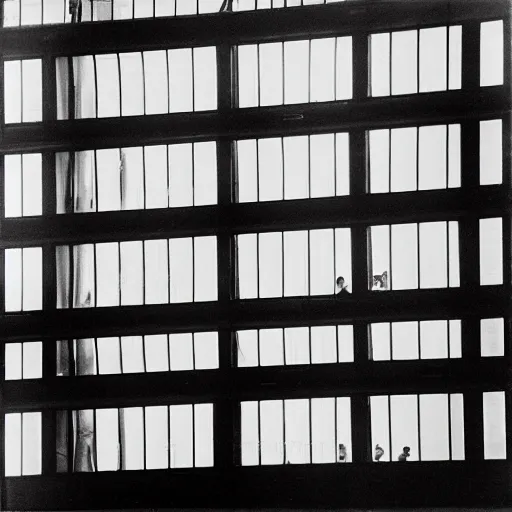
[448,393,453,460]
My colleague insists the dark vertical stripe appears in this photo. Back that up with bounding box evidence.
[416,29,420,93]
[282,399,286,464]
[116,54,122,117]
[92,55,99,118]
[387,395,392,461]
[192,332,196,370]
[416,394,421,461]
[191,48,195,112]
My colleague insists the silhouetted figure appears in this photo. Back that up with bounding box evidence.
[372,271,388,291]
[374,444,384,462]
[69,0,82,23]
[219,0,234,11]
[338,443,347,462]
[398,446,410,462]
[336,276,351,296]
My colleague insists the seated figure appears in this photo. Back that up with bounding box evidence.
[336,276,351,296]
[372,271,388,291]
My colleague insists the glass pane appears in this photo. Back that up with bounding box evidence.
[120,53,144,116]
[145,406,168,469]
[259,328,284,367]
[419,27,447,92]
[390,395,419,461]
[22,59,42,122]
[480,119,502,185]
[194,403,214,467]
[284,399,310,464]
[483,391,506,459]
[479,218,503,285]
[420,394,449,460]
[143,51,169,115]
[96,408,120,471]
[96,54,120,118]
[22,412,41,475]
[284,40,308,104]
[370,33,390,97]
[241,401,259,466]
[480,20,504,87]
[391,30,418,95]
[481,318,505,357]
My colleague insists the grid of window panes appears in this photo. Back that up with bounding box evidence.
[0,1,509,496]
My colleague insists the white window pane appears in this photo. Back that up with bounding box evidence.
[448,26,462,90]
[5,414,22,476]
[370,396,390,462]
[5,154,22,217]
[176,0,196,15]
[259,232,283,298]
[483,391,506,459]
[310,38,335,102]
[448,124,461,188]
[169,238,194,302]
[391,127,417,192]
[284,399,310,464]
[369,129,390,194]
[194,236,217,302]
[21,0,42,25]
[133,0,153,18]
[96,243,120,307]
[260,400,284,465]
[480,21,504,87]
[97,337,122,375]
[420,320,448,360]
[145,406,168,469]
[155,0,175,16]
[419,125,447,190]
[4,0,21,26]
[5,60,22,123]
[5,343,22,380]
[479,218,503,285]
[311,326,337,364]
[336,397,352,462]
[169,49,193,113]
[312,398,335,463]
[194,141,217,206]
[392,322,419,360]
[73,56,97,119]
[144,239,169,304]
[420,394,449,460]
[241,401,259,465]
[22,153,42,216]
[121,336,144,373]
[391,30,418,95]
[23,341,42,379]
[169,143,193,207]
[370,33,390,97]
[144,334,169,372]
[390,395,419,461]
[120,53,144,116]
[92,0,113,20]
[121,147,144,210]
[144,146,169,208]
[96,408,120,471]
[450,393,465,460]
[96,54,120,118]
[23,247,42,311]
[238,330,258,367]
[284,327,310,365]
[259,138,283,202]
[420,222,448,289]
[143,51,168,115]
[480,119,502,185]
[370,225,390,290]
[238,45,258,108]
[391,224,418,290]
[259,42,283,106]
[123,407,144,469]
[370,323,391,361]
[310,134,335,198]
[22,59,42,122]
[238,234,257,299]
[284,135,309,199]
[481,318,505,357]
[193,47,217,111]
[170,405,193,468]
[120,241,144,305]
[334,228,352,292]
[237,140,257,203]
[310,229,334,295]
[419,27,447,92]
[337,327,353,363]
[259,328,284,367]
[22,412,41,475]
[335,133,350,196]
[169,333,194,371]
[194,332,219,370]
[449,320,462,358]
[43,0,65,23]
[96,149,121,211]
[284,40,308,104]
[448,221,460,287]
[335,36,353,100]
[194,403,213,467]
[283,231,309,297]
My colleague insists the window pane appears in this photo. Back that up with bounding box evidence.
[481,318,505,357]
[479,218,503,285]
[22,59,42,122]
[419,27,447,92]
[391,30,418,95]
[480,120,502,185]
[483,391,506,459]
[480,20,504,86]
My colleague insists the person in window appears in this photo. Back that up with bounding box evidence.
[338,443,347,462]
[375,444,384,462]
[398,446,410,462]
[336,276,351,296]
[372,271,388,291]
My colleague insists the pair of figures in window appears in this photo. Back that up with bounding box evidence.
[335,271,388,296]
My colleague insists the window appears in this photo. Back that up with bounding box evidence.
[241,397,352,465]
[370,26,462,96]
[5,342,43,380]
[237,325,354,366]
[370,393,465,462]
[369,221,459,291]
[237,228,352,298]
[238,37,352,107]
[5,412,42,476]
[57,331,219,376]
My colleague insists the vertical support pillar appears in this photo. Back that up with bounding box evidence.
[214,42,239,471]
